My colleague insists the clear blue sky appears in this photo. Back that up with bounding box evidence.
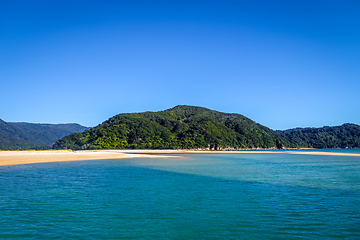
[1,0,359,130]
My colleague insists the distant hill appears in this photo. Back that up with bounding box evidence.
[0,119,89,150]
[53,105,290,150]
[278,123,360,149]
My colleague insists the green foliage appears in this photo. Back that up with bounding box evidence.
[53,106,360,150]
[53,105,291,150]
[53,133,86,150]
[278,124,360,148]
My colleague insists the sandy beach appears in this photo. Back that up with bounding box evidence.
[185,150,279,153]
[0,149,280,167]
[0,150,181,167]
[287,151,360,157]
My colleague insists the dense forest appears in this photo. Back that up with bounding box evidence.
[0,119,89,150]
[53,105,290,150]
[278,124,360,148]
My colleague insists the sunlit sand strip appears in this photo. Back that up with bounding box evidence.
[0,150,179,167]
[118,149,187,153]
[287,151,360,157]
[184,150,279,153]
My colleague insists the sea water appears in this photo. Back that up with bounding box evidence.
[0,150,359,239]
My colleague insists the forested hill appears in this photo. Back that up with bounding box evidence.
[53,105,290,150]
[0,119,89,150]
[278,124,360,148]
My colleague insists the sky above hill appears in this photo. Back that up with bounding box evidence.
[1,0,359,130]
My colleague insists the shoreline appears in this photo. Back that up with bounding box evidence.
[1,148,359,167]
[286,151,360,157]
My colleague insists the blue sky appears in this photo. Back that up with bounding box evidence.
[1,0,359,130]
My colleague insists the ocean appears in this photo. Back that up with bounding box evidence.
[1,150,359,239]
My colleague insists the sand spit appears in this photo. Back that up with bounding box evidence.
[0,150,179,167]
[287,151,360,157]
[184,150,279,153]
[2,149,359,167]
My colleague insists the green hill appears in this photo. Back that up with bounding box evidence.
[278,124,360,148]
[53,105,290,150]
[0,119,89,150]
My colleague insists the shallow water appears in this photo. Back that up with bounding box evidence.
[1,151,359,239]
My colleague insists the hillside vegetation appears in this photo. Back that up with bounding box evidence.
[278,124,360,148]
[53,105,289,150]
[0,119,89,150]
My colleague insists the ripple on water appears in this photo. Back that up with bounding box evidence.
[0,153,359,239]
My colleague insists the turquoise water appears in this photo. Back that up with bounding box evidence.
[1,151,360,239]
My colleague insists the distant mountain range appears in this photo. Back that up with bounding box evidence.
[0,119,89,150]
[53,105,360,150]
